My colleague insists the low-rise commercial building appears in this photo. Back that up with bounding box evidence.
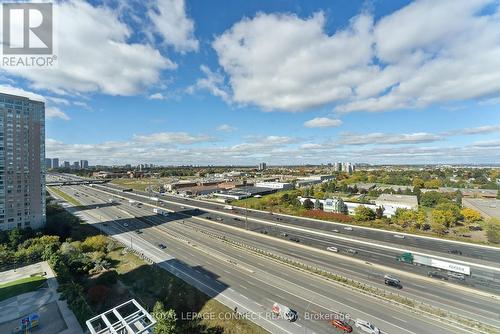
[375,194,418,217]
[255,181,293,190]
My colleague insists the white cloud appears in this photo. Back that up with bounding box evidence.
[0,85,45,102]
[187,65,230,102]
[132,132,214,145]
[304,117,342,128]
[46,107,70,120]
[1,0,175,96]
[212,1,500,113]
[457,125,500,135]
[149,93,166,100]
[338,132,443,145]
[213,12,373,111]
[216,124,237,132]
[149,0,199,53]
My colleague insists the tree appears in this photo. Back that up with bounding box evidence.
[412,178,425,189]
[375,206,384,219]
[424,179,442,189]
[497,190,500,200]
[303,198,314,210]
[393,209,417,228]
[460,208,482,225]
[431,209,454,233]
[153,301,177,334]
[81,235,108,252]
[354,205,376,221]
[420,191,446,207]
[0,244,15,267]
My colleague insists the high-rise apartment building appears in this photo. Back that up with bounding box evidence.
[0,92,45,231]
[258,162,267,171]
[45,158,52,169]
[52,158,59,168]
[80,160,89,169]
[63,161,70,168]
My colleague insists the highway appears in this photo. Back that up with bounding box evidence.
[90,183,500,295]
[49,184,500,334]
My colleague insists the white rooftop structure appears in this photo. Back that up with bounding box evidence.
[375,194,418,209]
[86,299,156,334]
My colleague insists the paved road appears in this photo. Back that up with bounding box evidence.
[99,183,500,264]
[89,183,500,296]
[51,185,499,334]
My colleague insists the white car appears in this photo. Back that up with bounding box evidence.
[393,234,405,239]
[344,226,353,231]
[355,319,380,334]
[326,246,339,252]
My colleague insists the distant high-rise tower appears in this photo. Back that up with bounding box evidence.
[258,162,267,171]
[80,160,89,169]
[45,158,52,169]
[52,158,59,168]
[0,92,45,231]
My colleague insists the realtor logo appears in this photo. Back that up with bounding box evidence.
[3,3,53,54]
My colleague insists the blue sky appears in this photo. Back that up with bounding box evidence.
[1,0,500,165]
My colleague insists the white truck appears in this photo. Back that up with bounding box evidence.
[153,208,169,216]
[150,197,160,202]
[271,303,298,322]
[128,199,136,205]
[223,205,233,210]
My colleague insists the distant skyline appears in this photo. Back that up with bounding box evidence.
[1,0,500,165]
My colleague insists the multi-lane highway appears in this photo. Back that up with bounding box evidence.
[48,183,500,334]
[91,183,500,294]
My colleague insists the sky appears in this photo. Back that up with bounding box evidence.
[1,0,500,166]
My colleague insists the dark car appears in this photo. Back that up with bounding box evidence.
[384,277,403,289]
[428,271,448,280]
[158,244,167,249]
[260,230,268,234]
[448,249,462,255]
[289,237,300,242]
[331,319,353,332]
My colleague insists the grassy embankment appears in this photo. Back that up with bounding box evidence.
[51,189,268,333]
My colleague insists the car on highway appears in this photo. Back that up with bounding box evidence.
[428,271,448,280]
[331,319,353,332]
[216,217,223,221]
[355,319,380,334]
[393,234,405,239]
[289,237,300,242]
[327,246,339,252]
[332,229,340,233]
[158,243,167,249]
[180,206,185,209]
[447,272,466,280]
[134,230,143,234]
[343,226,353,231]
[448,249,463,255]
[346,248,357,255]
[260,230,268,234]
[280,232,288,237]
[384,274,402,289]
[234,218,242,221]
[123,223,129,227]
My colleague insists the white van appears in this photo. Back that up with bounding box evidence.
[326,246,339,252]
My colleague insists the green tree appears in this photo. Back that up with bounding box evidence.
[431,209,454,233]
[393,209,417,228]
[303,199,314,210]
[0,244,15,266]
[153,301,177,334]
[497,190,500,200]
[420,191,443,207]
[354,205,376,221]
[412,178,425,189]
[424,179,442,189]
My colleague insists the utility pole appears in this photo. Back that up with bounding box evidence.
[130,236,133,250]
